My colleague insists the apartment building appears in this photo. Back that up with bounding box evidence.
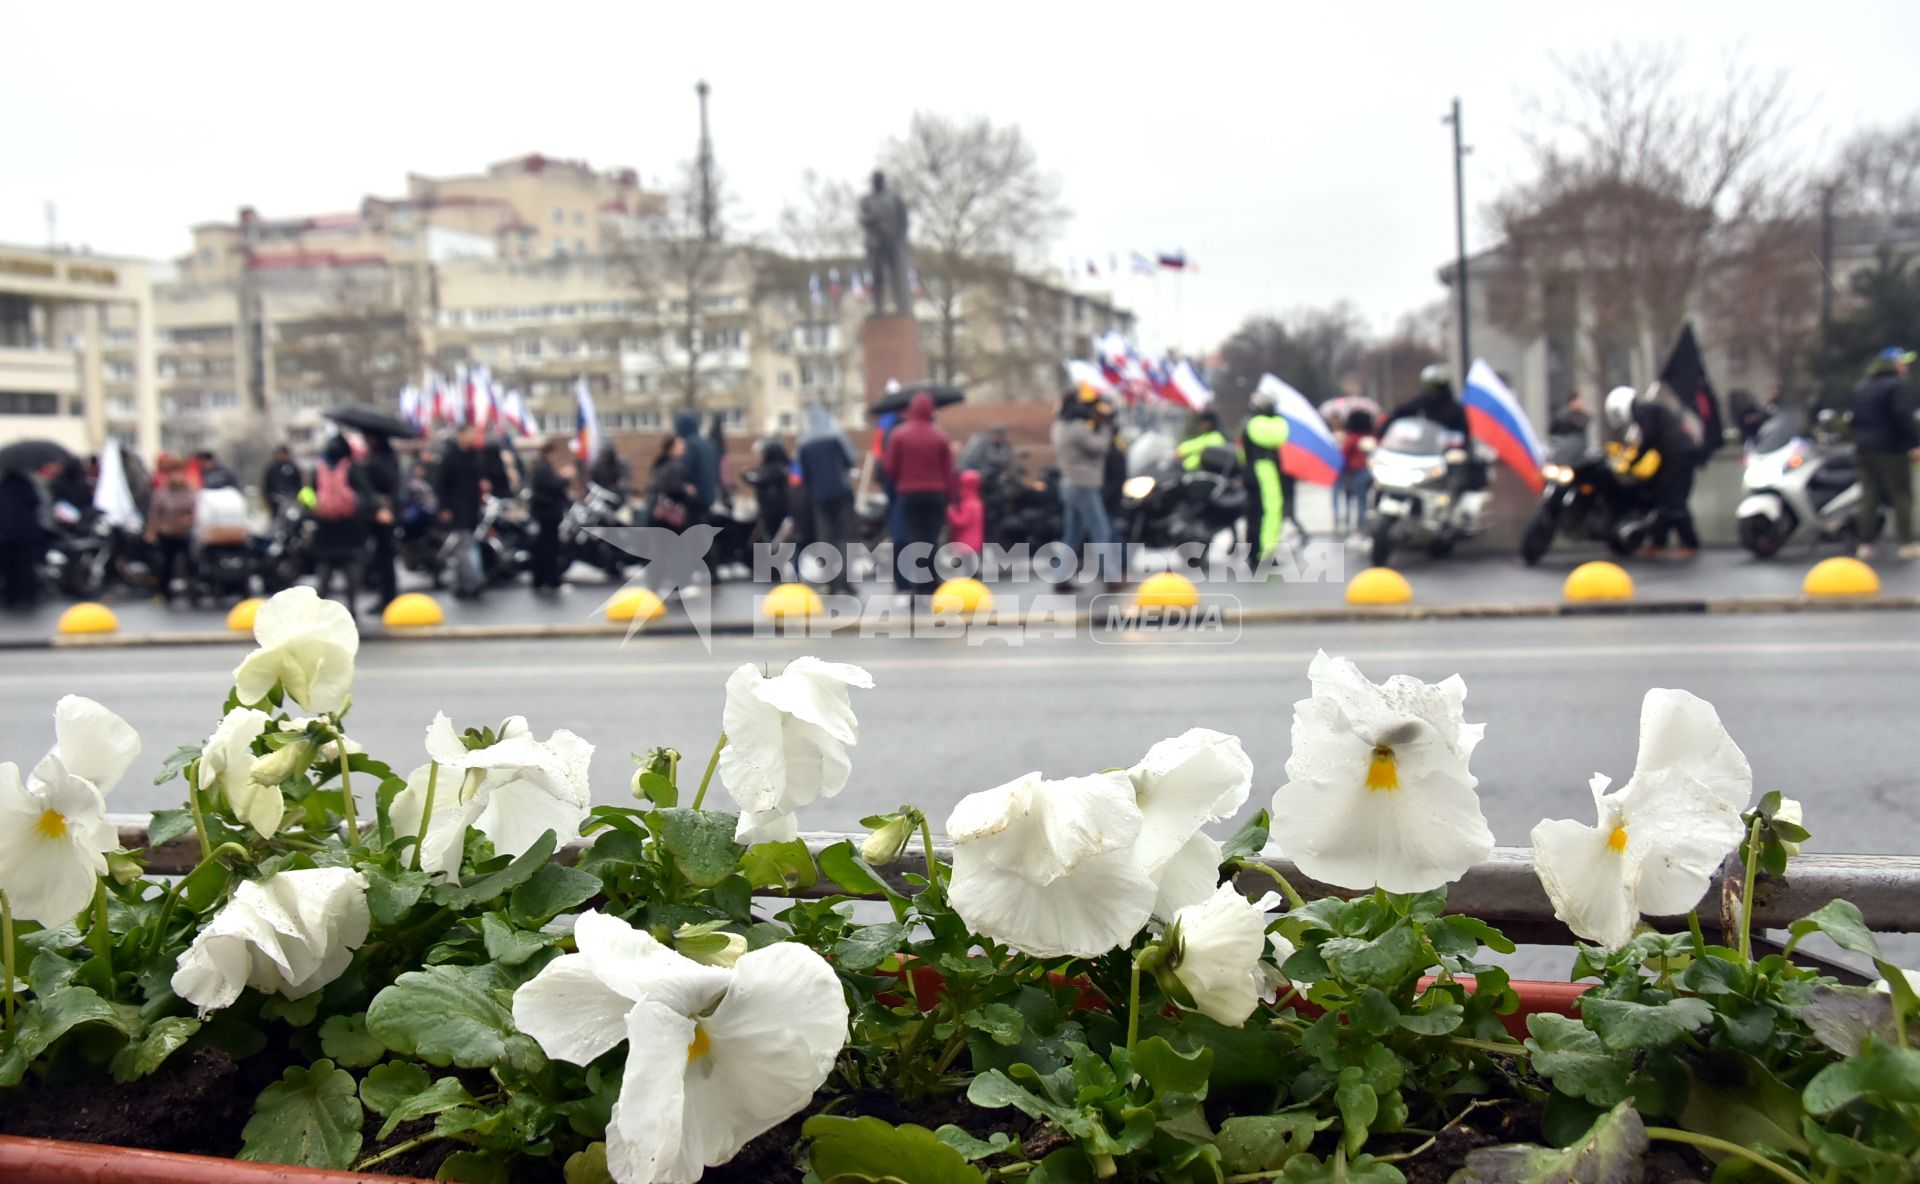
[0,243,158,457]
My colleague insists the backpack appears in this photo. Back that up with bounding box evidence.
[314,459,358,521]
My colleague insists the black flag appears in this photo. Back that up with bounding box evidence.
[1659,322,1723,458]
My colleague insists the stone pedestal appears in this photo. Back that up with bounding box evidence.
[860,315,927,402]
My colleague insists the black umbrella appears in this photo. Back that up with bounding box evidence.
[869,384,965,417]
[0,438,75,474]
[326,404,417,438]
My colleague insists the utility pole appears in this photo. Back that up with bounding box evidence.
[1445,98,1471,380]
[695,80,715,243]
[1819,183,1837,376]
[44,201,56,249]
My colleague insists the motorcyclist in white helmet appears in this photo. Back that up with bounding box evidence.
[1605,384,1700,557]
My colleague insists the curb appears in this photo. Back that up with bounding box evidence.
[7,591,1918,650]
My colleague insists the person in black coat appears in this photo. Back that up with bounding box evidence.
[436,425,489,597]
[0,466,46,608]
[743,439,793,580]
[362,435,402,611]
[262,446,304,513]
[310,436,375,618]
[529,440,577,592]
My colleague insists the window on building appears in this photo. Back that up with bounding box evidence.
[553,209,564,224]
[574,211,585,227]
[778,372,792,389]
[208,391,239,409]
[798,362,814,387]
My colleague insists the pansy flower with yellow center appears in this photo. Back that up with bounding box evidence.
[0,696,141,926]
[1532,689,1752,950]
[1270,652,1493,893]
[512,911,848,1184]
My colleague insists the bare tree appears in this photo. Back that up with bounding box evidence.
[1212,308,1369,423]
[879,113,1068,385]
[1829,113,1920,218]
[270,272,419,410]
[612,159,752,412]
[1488,43,1800,386]
[775,170,862,258]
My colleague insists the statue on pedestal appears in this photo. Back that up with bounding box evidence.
[858,170,913,319]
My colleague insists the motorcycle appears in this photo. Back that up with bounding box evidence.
[259,503,312,593]
[1116,448,1247,554]
[1519,434,1658,564]
[985,465,1063,550]
[1736,409,1868,559]
[559,482,636,582]
[439,495,533,593]
[1366,418,1492,567]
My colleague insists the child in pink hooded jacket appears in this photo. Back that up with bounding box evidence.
[946,469,985,557]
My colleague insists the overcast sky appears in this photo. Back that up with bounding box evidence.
[4,2,1913,353]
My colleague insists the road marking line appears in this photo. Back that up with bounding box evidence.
[1,637,1914,688]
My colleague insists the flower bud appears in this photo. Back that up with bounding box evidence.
[1774,796,1804,856]
[675,924,748,967]
[106,851,144,886]
[860,814,916,867]
[250,737,315,786]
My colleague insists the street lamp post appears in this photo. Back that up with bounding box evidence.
[1445,99,1471,381]
[696,80,716,244]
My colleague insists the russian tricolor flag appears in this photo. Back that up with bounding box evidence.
[1463,359,1544,493]
[1258,374,1343,486]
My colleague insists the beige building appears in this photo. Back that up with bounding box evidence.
[0,244,159,457]
[88,153,1132,462]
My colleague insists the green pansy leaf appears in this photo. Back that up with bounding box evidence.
[818,839,896,897]
[1028,1147,1096,1184]
[109,1016,201,1083]
[1132,1035,1212,1101]
[1335,1067,1378,1157]
[1320,921,1424,987]
[365,866,433,927]
[634,770,678,807]
[960,1003,1026,1047]
[0,985,138,1086]
[239,1059,363,1170]
[742,838,818,891]
[145,807,197,850]
[967,1069,1097,1138]
[436,1150,511,1182]
[832,922,909,971]
[317,1013,386,1068]
[1788,899,1881,959]
[261,994,321,1026]
[510,862,602,920]
[1437,914,1518,955]
[1579,996,1714,1052]
[803,1115,986,1184]
[1396,1001,1465,1036]
[1217,1113,1324,1173]
[653,808,746,889]
[481,914,556,966]
[1797,982,1904,1059]
[360,1061,476,1139]
[934,1126,1016,1161]
[1277,1151,1406,1183]
[1451,1099,1647,1183]
[1802,1037,1920,1115]
[433,830,559,910]
[564,1142,616,1184]
[366,964,545,1072]
[1525,1014,1631,1107]
[1677,1058,1809,1159]
[1221,809,1271,863]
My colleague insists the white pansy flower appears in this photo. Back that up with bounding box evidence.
[171,867,371,1014]
[0,697,140,926]
[232,586,359,714]
[946,770,1156,959]
[388,714,593,880]
[1532,689,1751,950]
[1126,728,1252,919]
[1168,884,1281,1027]
[197,707,276,836]
[1271,652,1493,893]
[718,658,873,844]
[1874,969,1920,995]
[512,912,848,1184]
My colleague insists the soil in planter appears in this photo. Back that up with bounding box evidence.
[0,1045,273,1157]
[1393,1100,1708,1184]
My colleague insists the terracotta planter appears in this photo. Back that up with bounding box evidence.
[0,1136,428,1184]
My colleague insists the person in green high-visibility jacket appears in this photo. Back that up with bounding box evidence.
[1240,387,1290,562]
[1176,410,1229,471]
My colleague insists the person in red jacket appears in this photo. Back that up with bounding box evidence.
[946,468,984,563]
[883,392,955,598]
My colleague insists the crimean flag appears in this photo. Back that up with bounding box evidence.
[1463,359,1544,493]
[1168,359,1214,411]
[1258,373,1343,486]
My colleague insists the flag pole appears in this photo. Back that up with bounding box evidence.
[1447,98,1471,376]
